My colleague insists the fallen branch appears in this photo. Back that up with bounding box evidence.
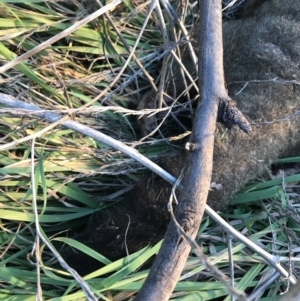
[134,1,250,300]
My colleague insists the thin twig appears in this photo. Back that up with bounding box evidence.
[124,214,131,260]
[228,235,235,301]
[0,105,298,126]
[155,0,169,109]
[228,78,300,86]
[28,124,97,301]
[30,139,43,301]
[0,92,296,285]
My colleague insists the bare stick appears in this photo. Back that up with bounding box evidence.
[134,1,236,300]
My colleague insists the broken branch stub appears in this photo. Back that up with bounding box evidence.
[218,97,252,133]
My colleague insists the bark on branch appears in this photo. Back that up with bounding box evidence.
[134,1,250,300]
